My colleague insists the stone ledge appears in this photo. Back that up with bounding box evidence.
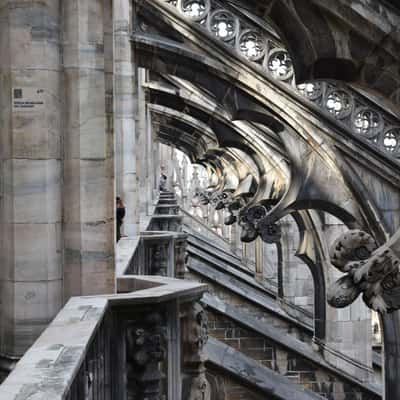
[0,276,207,400]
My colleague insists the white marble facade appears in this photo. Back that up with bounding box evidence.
[0,0,149,362]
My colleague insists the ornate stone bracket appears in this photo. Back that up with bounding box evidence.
[126,311,167,400]
[328,229,400,313]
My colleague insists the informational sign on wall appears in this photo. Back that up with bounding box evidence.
[12,87,45,112]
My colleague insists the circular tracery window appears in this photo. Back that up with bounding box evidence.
[209,10,237,41]
[238,30,266,61]
[181,0,209,21]
[297,82,322,101]
[267,49,293,81]
[325,89,353,119]
[352,107,382,138]
[381,127,400,154]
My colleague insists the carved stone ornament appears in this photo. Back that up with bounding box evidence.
[223,197,246,226]
[187,303,208,355]
[209,190,234,211]
[238,213,258,243]
[165,0,400,159]
[194,191,211,206]
[151,243,169,276]
[126,312,167,400]
[239,204,282,244]
[182,303,210,400]
[175,236,188,279]
[328,229,400,313]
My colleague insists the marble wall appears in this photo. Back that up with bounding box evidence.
[0,0,117,364]
[0,0,63,358]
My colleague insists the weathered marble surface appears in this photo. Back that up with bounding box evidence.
[0,0,63,359]
[0,275,207,399]
[62,0,115,300]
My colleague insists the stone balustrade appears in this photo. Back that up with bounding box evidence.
[0,276,207,400]
[117,192,188,279]
[121,231,188,278]
[0,191,203,399]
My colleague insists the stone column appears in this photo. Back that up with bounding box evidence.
[114,0,140,236]
[0,0,63,361]
[62,0,115,297]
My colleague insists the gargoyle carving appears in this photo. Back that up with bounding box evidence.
[328,229,400,313]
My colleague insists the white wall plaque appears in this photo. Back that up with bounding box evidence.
[12,87,45,112]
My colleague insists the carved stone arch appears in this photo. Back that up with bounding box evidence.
[234,0,400,106]
[145,81,284,188]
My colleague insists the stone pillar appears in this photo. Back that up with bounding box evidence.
[0,0,63,360]
[62,0,114,298]
[114,0,140,236]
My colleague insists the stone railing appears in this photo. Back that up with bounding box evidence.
[0,276,207,400]
[0,191,208,400]
[118,191,188,279]
[158,0,400,159]
[120,231,187,279]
